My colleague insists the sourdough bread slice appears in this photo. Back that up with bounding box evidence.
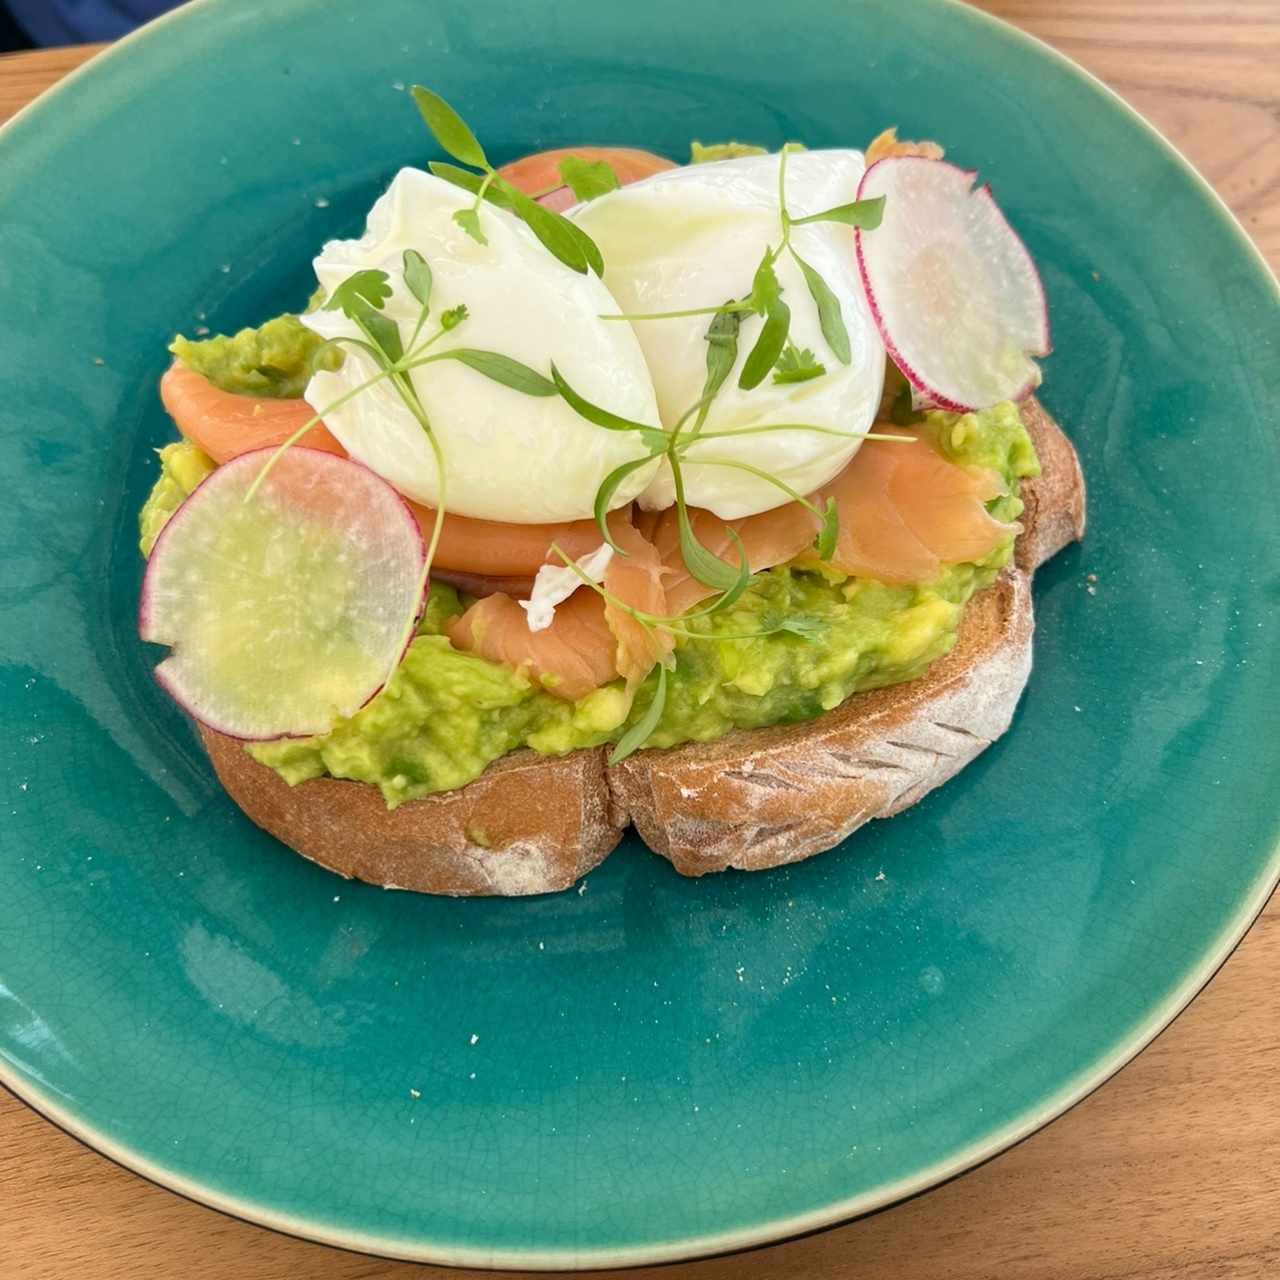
[199,398,1084,894]
[611,396,1087,876]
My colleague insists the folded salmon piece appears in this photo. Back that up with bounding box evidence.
[445,511,673,699]
[640,502,821,617]
[820,430,1012,584]
[496,146,677,211]
[160,361,344,463]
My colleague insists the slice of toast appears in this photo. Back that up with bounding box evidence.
[199,398,1084,895]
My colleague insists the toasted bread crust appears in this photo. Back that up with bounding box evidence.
[198,397,1083,894]
[1016,396,1088,572]
[199,734,625,896]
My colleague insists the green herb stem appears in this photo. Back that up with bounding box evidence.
[691,423,915,443]
[691,454,825,519]
[600,301,755,323]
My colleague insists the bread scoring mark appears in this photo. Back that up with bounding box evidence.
[723,768,801,793]
[885,738,955,764]
[821,749,912,775]
[721,820,805,868]
[931,721,990,744]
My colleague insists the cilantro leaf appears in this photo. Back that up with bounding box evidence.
[558,154,620,203]
[324,269,392,320]
[772,343,826,385]
[608,663,667,764]
[410,85,489,170]
[452,206,488,245]
[789,195,885,229]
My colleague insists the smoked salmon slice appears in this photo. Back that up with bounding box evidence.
[445,589,619,701]
[641,502,821,617]
[160,362,344,464]
[160,362,605,576]
[444,511,673,699]
[601,512,673,684]
[407,502,604,576]
[641,431,1013,607]
[819,430,1012,584]
[497,146,677,211]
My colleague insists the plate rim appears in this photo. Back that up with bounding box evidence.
[2,0,1277,1268]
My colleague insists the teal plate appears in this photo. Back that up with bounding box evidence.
[1,0,1277,1269]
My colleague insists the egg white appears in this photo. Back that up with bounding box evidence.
[571,151,886,518]
[302,168,661,523]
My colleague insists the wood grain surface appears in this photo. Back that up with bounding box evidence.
[1,6,1277,1277]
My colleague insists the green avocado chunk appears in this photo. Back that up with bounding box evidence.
[169,312,337,400]
[689,140,806,164]
[138,440,216,555]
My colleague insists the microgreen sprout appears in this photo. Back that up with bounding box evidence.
[609,663,668,764]
[411,85,607,275]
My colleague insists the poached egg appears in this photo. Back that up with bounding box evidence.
[303,168,661,523]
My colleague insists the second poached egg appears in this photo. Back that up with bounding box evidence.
[572,151,886,518]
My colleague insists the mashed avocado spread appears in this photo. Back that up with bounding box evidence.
[170,312,336,400]
[140,401,1038,808]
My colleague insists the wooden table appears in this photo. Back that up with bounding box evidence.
[2,6,1277,1277]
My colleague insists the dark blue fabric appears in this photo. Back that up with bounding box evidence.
[7,0,179,44]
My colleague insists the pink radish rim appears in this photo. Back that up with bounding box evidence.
[854,155,1050,413]
[139,445,428,742]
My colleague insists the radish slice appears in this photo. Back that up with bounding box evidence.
[140,447,426,740]
[855,156,1050,413]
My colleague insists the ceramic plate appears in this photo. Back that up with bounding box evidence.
[1,0,1277,1268]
